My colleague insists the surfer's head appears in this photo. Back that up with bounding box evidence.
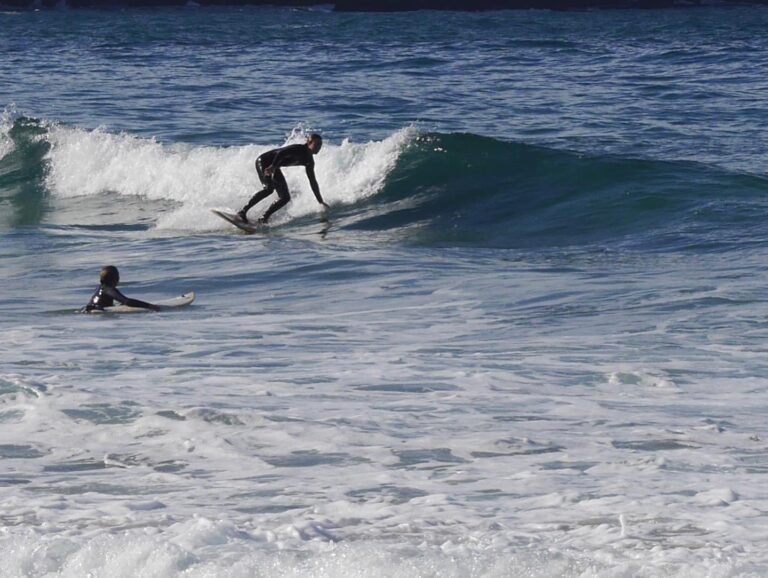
[307,133,323,154]
[100,265,120,287]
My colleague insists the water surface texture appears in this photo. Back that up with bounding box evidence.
[3,6,768,577]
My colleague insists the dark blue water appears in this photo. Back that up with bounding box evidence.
[4,7,768,153]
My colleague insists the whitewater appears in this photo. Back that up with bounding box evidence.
[4,5,768,577]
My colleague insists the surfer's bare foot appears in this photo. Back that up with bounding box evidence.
[237,210,248,223]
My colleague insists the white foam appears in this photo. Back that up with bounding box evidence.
[0,524,540,578]
[43,125,416,231]
[0,105,16,161]
[6,204,768,576]
[608,368,679,391]
[0,519,749,577]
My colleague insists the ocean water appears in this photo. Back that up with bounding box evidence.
[3,5,768,576]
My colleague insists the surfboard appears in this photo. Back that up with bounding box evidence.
[99,292,196,314]
[211,208,263,233]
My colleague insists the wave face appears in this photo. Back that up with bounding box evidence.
[0,113,50,228]
[347,132,768,251]
[4,117,768,252]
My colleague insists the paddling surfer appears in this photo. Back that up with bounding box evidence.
[82,266,159,313]
[237,133,328,224]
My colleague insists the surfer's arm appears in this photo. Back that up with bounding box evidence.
[105,286,160,311]
[306,165,327,207]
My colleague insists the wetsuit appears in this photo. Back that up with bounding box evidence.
[241,143,323,222]
[82,284,156,312]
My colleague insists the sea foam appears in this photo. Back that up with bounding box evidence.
[0,105,16,162]
[43,124,415,231]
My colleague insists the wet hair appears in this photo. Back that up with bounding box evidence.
[100,265,120,287]
[309,133,322,145]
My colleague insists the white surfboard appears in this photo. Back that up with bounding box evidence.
[211,208,264,234]
[99,292,196,314]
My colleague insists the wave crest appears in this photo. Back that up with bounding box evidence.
[6,117,768,250]
[41,121,414,231]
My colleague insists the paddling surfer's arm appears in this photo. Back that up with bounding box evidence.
[104,286,160,311]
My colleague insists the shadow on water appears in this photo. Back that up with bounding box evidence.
[286,213,334,242]
[44,194,175,231]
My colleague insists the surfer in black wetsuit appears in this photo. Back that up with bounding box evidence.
[237,133,328,224]
[82,266,160,313]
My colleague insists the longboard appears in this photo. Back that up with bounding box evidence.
[211,208,263,234]
[99,292,196,314]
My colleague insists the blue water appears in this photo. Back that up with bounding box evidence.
[3,6,768,577]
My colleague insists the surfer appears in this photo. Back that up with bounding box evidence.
[82,266,160,313]
[237,133,329,224]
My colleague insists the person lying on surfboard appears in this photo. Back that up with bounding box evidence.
[82,266,160,313]
[237,133,329,224]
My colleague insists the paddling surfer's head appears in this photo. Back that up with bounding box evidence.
[100,265,120,287]
[307,133,322,154]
